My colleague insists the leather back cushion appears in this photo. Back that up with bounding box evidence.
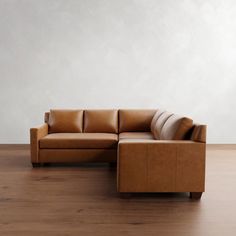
[84,110,118,133]
[119,109,156,132]
[150,109,165,133]
[48,109,83,133]
[152,111,173,139]
[160,114,193,140]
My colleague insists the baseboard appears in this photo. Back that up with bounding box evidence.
[207,144,236,150]
[0,144,30,150]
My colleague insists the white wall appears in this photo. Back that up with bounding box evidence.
[0,0,236,143]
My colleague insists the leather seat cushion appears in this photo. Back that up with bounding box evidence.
[160,114,193,140]
[84,110,118,133]
[40,133,118,149]
[48,109,83,133]
[119,109,156,132]
[119,132,154,140]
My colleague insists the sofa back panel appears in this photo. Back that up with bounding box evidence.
[48,109,83,133]
[191,124,207,143]
[152,111,173,139]
[160,114,193,140]
[119,109,156,132]
[84,110,118,133]
[150,109,165,134]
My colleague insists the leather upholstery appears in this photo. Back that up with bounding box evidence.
[84,110,118,133]
[30,108,207,182]
[191,124,207,143]
[40,133,118,149]
[119,109,156,132]
[118,140,205,192]
[48,109,83,133]
[152,111,173,139]
[30,123,48,163]
[160,114,193,140]
[150,109,165,133]
[44,112,49,123]
[39,149,117,163]
[119,132,154,140]
[31,108,206,198]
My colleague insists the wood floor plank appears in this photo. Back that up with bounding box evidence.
[0,145,236,235]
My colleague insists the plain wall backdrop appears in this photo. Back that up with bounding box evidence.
[0,0,236,143]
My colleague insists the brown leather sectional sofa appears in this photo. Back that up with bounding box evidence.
[30,109,206,199]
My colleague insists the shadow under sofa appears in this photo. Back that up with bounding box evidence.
[30,109,206,199]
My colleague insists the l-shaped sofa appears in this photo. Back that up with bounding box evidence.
[30,109,206,199]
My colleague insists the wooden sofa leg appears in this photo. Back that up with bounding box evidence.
[190,192,202,199]
[109,162,117,168]
[119,193,132,199]
[43,163,51,167]
[32,163,41,168]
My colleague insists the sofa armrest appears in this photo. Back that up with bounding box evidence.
[118,140,206,192]
[30,123,48,163]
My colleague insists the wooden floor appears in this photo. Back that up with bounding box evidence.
[0,145,236,236]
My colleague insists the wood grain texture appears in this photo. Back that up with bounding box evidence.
[0,144,236,236]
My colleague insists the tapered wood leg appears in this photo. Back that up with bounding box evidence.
[32,163,41,168]
[119,193,132,199]
[109,162,117,168]
[190,192,203,199]
[43,163,51,167]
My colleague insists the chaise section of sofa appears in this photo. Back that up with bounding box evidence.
[117,111,206,199]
